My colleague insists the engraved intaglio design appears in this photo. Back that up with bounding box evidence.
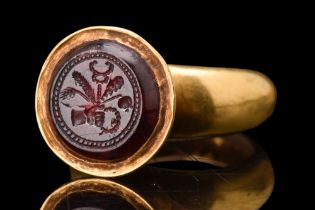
[51,52,142,152]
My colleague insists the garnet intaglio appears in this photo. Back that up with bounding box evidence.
[36,26,277,177]
[36,27,174,177]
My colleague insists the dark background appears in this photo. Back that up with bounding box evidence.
[5,5,307,209]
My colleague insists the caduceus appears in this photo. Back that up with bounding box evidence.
[60,60,133,135]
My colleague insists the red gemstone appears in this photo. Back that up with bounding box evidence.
[50,41,160,160]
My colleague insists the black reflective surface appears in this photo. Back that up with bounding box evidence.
[8,8,301,210]
[42,135,274,210]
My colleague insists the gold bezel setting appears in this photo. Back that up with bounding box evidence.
[36,26,175,177]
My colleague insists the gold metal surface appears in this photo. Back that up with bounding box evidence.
[41,178,153,210]
[69,134,274,210]
[36,26,175,177]
[170,65,276,138]
[36,26,276,178]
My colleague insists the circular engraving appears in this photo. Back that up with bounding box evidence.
[51,51,142,152]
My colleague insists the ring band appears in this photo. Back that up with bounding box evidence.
[169,65,276,138]
[35,26,276,177]
[41,134,274,210]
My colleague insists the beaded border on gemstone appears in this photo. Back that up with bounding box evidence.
[51,51,142,151]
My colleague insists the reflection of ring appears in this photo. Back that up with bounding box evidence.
[41,134,274,210]
[40,179,153,210]
[36,26,276,177]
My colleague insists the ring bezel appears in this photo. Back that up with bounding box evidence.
[36,26,175,177]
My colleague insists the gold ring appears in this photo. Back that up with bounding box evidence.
[35,26,276,177]
[41,134,274,210]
